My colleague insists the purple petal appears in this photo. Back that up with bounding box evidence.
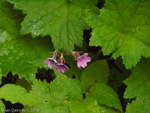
[81,60,87,68]
[57,68,61,73]
[44,58,58,69]
[82,53,88,57]
[77,53,91,69]
[84,57,91,62]
[60,67,66,73]
[77,61,82,69]
[57,63,69,73]
[44,59,50,64]
[48,63,53,69]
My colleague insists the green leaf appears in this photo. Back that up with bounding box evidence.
[86,83,122,112]
[65,56,83,79]
[54,69,83,101]
[23,102,70,113]
[15,78,32,92]
[124,58,150,99]
[0,100,5,112]
[108,67,130,91]
[31,79,51,102]
[0,84,41,106]
[126,98,150,113]
[8,0,98,50]
[99,104,121,113]
[87,0,150,68]
[27,77,70,113]
[23,72,82,113]
[0,68,2,85]
[22,76,70,113]
[70,98,121,113]
[0,2,53,81]
[69,98,100,113]
[81,60,109,92]
[108,68,124,91]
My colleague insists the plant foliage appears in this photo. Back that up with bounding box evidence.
[0,0,150,112]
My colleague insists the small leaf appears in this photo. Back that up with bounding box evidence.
[124,58,150,99]
[81,60,109,92]
[86,83,122,112]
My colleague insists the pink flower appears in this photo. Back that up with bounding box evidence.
[57,55,69,73]
[44,51,58,69]
[74,52,91,69]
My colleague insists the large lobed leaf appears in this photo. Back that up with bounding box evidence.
[0,1,53,81]
[8,0,98,50]
[87,0,150,68]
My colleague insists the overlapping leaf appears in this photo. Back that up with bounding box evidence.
[87,0,150,68]
[0,84,41,106]
[0,2,53,81]
[124,58,150,113]
[0,68,2,84]
[53,69,83,101]
[0,100,5,112]
[124,58,150,99]
[86,83,122,112]
[69,98,100,113]
[8,0,98,50]
[0,71,84,113]
[70,98,121,113]
[26,76,70,113]
[99,104,121,113]
[65,56,83,79]
[126,98,150,113]
[25,71,83,112]
[81,60,109,92]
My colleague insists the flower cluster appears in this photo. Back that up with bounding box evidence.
[44,50,91,73]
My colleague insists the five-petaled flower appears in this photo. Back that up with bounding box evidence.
[72,52,91,69]
[57,54,69,73]
[44,51,58,69]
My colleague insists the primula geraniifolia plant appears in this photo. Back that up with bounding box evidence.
[0,0,150,113]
